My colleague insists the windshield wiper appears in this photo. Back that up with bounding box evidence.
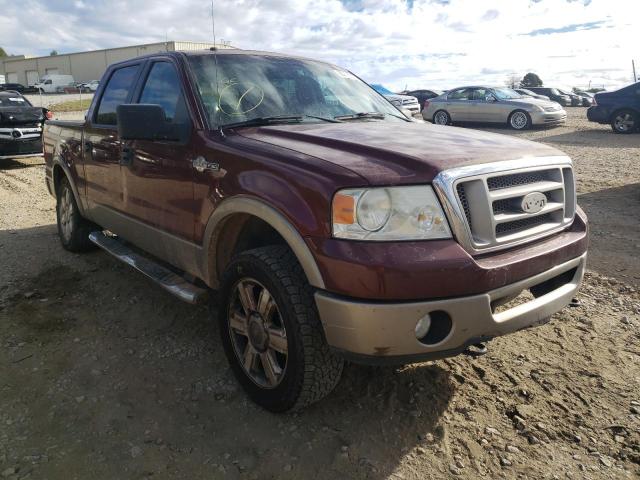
[221,115,305,130]
[334,111,409,122]
[221,114,341,130]
[334,112,385,121]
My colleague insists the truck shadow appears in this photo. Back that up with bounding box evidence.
[578,183,640,285]
[0,224,454,480]
[0,157,45,170]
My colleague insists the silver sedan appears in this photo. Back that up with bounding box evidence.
[422,86,567,130]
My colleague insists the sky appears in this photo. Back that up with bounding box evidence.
[0,0,638,91]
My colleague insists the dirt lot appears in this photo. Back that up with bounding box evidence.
[0,109,639,479]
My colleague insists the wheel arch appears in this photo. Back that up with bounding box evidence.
[51,156,86,216]
[201,196,325,290]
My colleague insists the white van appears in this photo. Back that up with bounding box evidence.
[33,74,74,93]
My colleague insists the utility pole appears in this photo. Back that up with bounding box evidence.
[633,59,637,82]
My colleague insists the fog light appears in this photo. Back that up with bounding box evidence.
[415,314,432,339]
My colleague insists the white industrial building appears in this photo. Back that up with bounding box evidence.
[0,40,235,86]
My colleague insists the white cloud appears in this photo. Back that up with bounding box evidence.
[0,0,637,90]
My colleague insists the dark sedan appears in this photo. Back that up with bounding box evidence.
[0,83,26,93]
[587,81,640,133]
[526,87,572,107]
[401,89,443,111]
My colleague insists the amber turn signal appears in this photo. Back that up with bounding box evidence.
[332,193,355,225]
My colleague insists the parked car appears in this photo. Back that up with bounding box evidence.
[400,89,443,111]
[557,88,583,107]
[33,74,74,93]
[371,84,420,114]
[44,50,587,411]
[526,87,572,107]
[82,80,100,91]
[0,91,50,160]
[0,83,26,93]
[573,91,594,107]
[587,81,640,133]
[515,88,549,100]
[422,86,566,130]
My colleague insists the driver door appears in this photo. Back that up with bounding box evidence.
[121,59,196,241]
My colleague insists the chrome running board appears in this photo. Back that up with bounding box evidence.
[89,231,209,305]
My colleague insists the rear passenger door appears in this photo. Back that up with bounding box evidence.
[121,59,195,241]
[84,63,141,220]
[446,88,473,121]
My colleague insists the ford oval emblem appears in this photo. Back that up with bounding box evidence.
[521,192,547,214]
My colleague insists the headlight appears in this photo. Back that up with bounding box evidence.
[332,186,452,240]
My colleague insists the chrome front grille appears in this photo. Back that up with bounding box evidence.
[433,157,576,254]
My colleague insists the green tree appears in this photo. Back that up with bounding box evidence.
[0,47,8,57]
[521,72,543,87]
[50,49,58,56]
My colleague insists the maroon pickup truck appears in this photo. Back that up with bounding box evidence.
[44,49,588,412]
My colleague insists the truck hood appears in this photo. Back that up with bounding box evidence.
[237,121,564,184]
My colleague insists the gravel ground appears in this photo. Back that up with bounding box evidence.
[0,109,639,479]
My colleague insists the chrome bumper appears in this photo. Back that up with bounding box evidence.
[315,253,586,364]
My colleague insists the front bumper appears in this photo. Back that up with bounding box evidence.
[0,126,43,159]
[530,110,567,125]
[315,253,586,364]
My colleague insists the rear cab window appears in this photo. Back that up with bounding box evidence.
[94,65,140,125]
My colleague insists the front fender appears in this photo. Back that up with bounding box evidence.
[201,195,325,289]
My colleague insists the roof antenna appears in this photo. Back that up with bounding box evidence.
[210,0,217,50]
[210,0,224,137]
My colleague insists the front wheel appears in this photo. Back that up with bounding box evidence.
[217,245,344,412]
[509,110,531,130]
[433,110,451,125]
[610,109,637,134]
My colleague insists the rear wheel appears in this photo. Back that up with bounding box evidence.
[217,245,344,412]
[433,110,451,125]
[56,177,96,252]
[508,110,531,130]
[610,109,637,134]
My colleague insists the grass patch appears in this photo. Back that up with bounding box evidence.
[48,99,92,112]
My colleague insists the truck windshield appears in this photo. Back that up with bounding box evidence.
[188,54,406,128]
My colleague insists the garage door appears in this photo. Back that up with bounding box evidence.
[45,68,59,75]
[7,72,18,83]
[26,70,39,86]
[27,70,38,86]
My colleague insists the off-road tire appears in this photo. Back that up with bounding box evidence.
[217,245,344,412]
[56,177,97,252]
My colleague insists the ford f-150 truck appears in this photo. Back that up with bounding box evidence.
[44,50,588,412]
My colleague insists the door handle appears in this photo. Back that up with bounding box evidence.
[192,156,219,173]
[120,146,134,167]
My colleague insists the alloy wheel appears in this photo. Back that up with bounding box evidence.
[228,278,288,389]
[614,112,635,133]
[510,111,528,129]
[59,188,74,242]
[434,111,449,125]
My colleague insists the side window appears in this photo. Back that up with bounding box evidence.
[471,88,488,101]
[95,65,140,125]
[138,62,187,123]
[449,88,471,100]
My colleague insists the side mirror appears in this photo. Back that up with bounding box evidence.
[485,95,496,102]
[116,104,191,143]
